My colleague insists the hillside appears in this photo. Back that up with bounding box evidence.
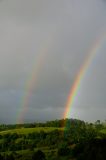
[0,119,106,160]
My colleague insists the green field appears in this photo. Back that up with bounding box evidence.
[0,127,64,135]
[100,128,106,134]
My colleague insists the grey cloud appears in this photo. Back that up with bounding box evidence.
[0,0,106,123]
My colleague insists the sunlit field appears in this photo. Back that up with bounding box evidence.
[0,127,64,135]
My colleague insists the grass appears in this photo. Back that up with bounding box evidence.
[0,127,64,135]
[100,128,106,134]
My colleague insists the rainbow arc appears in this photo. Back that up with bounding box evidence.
[64,32,106,120]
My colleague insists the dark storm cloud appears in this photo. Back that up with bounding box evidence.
[0,0,106,123]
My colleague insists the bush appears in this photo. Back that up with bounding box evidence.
[32,150,46,160]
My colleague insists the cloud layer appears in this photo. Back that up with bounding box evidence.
[0,0,106,123]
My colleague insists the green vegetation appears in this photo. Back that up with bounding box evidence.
[0,119,106,160]
[0,127,63,135]
[100,128,106,134]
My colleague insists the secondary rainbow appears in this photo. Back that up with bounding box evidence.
[64,32,106,120]
[17,31,56,124]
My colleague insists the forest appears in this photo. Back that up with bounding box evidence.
[0,119,106,160]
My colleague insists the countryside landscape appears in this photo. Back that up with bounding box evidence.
[0,0,106,159]
[0,119,106,160]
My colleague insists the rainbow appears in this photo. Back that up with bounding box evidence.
[17,31,56,124]
[64,32,106,120]
[17,30,105,124]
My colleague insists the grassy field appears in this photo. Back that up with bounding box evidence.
[0,127,64,135]
[100,128,106,134]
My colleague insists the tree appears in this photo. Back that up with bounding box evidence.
[58,142,70,156]
[95,120,100,125]
[72,138,106,160]
[0,154,3,160]
[32,150,46,160]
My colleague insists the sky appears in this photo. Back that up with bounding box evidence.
[0,0,106,123]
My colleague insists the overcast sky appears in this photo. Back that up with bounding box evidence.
[0,0,106,123]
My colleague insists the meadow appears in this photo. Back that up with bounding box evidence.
[0,127,64,135]
[100,128,106,134]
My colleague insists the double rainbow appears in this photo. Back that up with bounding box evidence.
[17,31,56,124]
[17,31,106,124]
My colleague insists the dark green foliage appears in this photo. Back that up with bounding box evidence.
[73,138,106,160]
[58,146,70,156]
[32,150,46,160]
[0,154,3,160]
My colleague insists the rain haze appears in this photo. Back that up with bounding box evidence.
[0,0,106,123]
